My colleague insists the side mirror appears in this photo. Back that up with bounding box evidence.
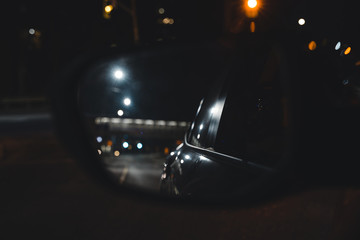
[52,34,360,203]
[51,41,232,198]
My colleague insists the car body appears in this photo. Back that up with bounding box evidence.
[160,7,360,200]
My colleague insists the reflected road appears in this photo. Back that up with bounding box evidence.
[102,153,165,192]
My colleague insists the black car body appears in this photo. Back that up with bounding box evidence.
[160,5,360,200]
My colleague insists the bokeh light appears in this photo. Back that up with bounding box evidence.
[308,41,317,51]
[298,18,305,25]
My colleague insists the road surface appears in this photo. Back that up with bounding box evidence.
[102,153,165,193]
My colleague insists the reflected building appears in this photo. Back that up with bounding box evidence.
[90,116,190,157]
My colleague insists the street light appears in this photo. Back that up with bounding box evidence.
[158,8,165,14]
[117,109,124,117]
[114,69,124,80]
[123,142,129,149]
[298,18,305,26]
[103,0,114,19]
[105,5,113,13]
[29,28,35,35]
[123,98,131,106]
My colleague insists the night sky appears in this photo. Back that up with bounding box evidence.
[1,0,225,98]
[1,0,359,98]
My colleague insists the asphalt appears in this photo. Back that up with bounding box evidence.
[1,114,360,240]
[104,153,165,192]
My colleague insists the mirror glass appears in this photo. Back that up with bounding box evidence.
[77,43,228,194]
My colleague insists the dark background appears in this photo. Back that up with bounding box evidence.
[1,1,360,239]
[1,0,358,101]
[0,0,224,100]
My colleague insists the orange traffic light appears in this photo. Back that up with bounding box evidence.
[247,0,258,8]
[244,0,260,18]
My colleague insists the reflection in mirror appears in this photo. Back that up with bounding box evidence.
[89,116,189,192]
[77,43,228,194]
